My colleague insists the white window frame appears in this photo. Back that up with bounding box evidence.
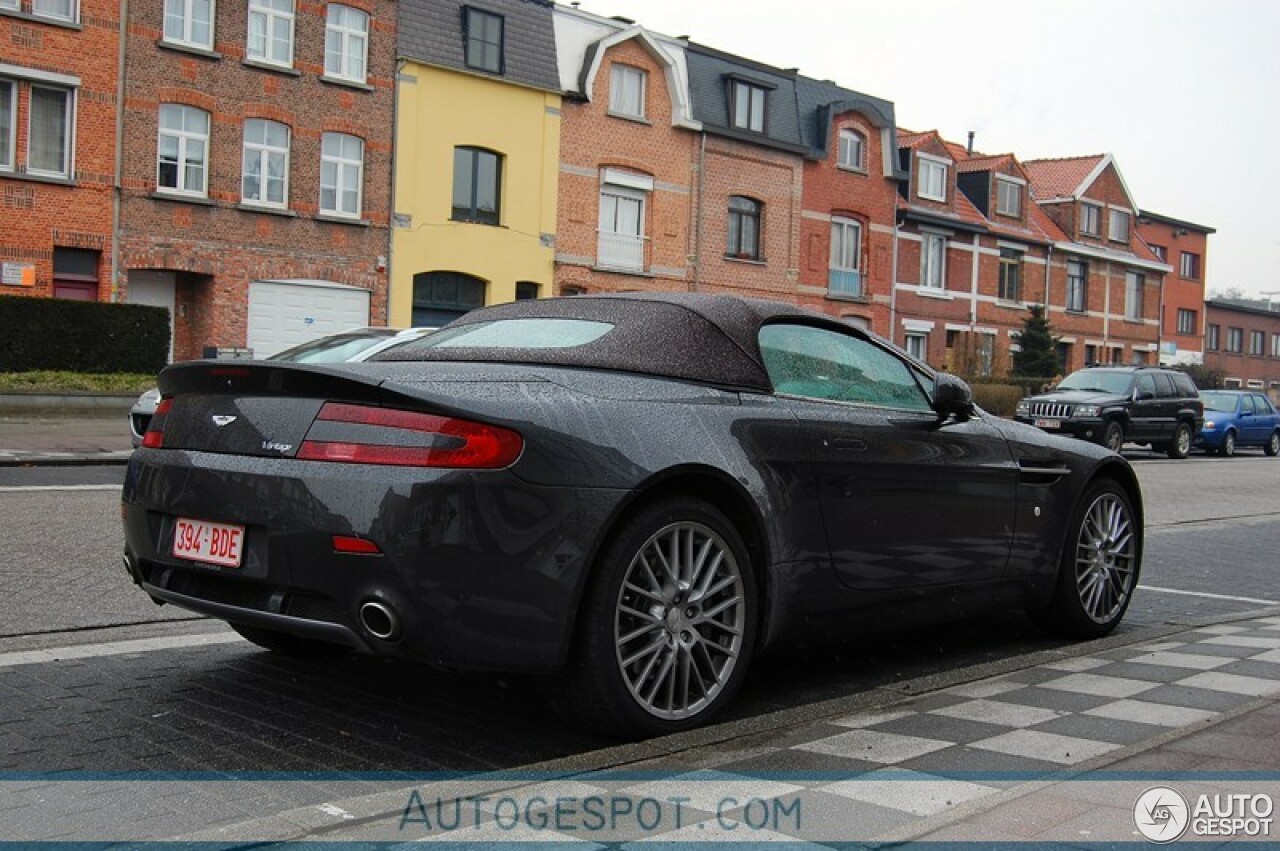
[0,79,14,172]
[1271,333,1280,358]
[731,80,766,133]
[164,0,215,50]
[1124,271,1143,320]
[0,0,19,10]
[1066,259,1087,312]
[1180,251,1200,279]
[837,128,865,171]
[1109,207,1130,243]
[27,85,74,179]
[608,64,646,120]
[918,154,948,202]
[920,232,947,289]
[247,0,295,68]
[905,332,927,362]
[319,131,364,218]
[1176,308,1196,335]
[32,0,77,22]
[597,183,647,271]
[829,217,862,297]
[995,177,1023,217]
[1249,330,1265,356]
[241,118,289,209]
[157,103,209,196]
[998,248,1023,302]
[324,4,369,84]
[1080,202,1101,236]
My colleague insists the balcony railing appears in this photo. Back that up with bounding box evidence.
[597,231,646,271]
[828,268,862,298]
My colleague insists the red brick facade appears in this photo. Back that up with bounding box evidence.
[1137,211,1214,366]
[1204,300,1280,400]
[1,0,119,301]
[117,0,395,359]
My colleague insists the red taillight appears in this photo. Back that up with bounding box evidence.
[297,402,523,469]
[142,397,174,448]
[332,535,382,555]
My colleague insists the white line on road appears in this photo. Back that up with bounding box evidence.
[1140,585,1279,606]
[0,484,121,492]
[0,632,244,669]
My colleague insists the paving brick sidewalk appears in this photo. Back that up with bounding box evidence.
[0,415,132,465]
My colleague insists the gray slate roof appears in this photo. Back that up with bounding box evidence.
[794,76,897,161]
[399,0,560,93]
[686,43,806,154]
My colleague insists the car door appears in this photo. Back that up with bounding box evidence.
[1129,373,1161,442]
[759,322,1019,592]
[1242,394,1267,444]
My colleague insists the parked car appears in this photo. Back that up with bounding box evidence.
[1195,390,1280,457]
[1014,365,1203,458]
[128,328,435,446]
[122,294,1143,736]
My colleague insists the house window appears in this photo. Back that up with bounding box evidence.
[325,5,369,84]
[247,0,295,67]
[452,146,501,225]
[241,118,289,208]
[0,0,19,9]
[1176,308,1196,335]
[1109,208,1130,243]
[609,65,646,119]
[1124,271,1143,320]
[1272,333,1280,358]
[32,0,76,21]
[730,80,766,132]
[515,281,539,301]
[0,81,12,171]
[998,249,1022,302]
[25,86,73,178]
[1080,202,1101,236]
[412,271,486,326]
[1206,324,1219,351]
[996,178,1022,217]
[828,217,862,297]
[52,247,99,300]
[464,7,503,74]
[1250,330,1265,356]
[977,334,995,376]
[837,129,864,170]
[164,0,214,49]
[157,103,209,195]
[1066,259,1087,312]
[319,131,363,217]
[921,232,946,289]
[1226,327,1243,353]
[1180,251,1201,279]
[918,156,947,202]
[905,332,927,362]
[726,196,762,260]
[1149,244,1166,262]
[598,184,646,271]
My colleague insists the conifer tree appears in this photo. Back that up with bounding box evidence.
[1012,304,1059,378]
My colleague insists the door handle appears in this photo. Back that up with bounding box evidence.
[831,437,867,451]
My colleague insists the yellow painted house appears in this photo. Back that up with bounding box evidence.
[390,0,562,326]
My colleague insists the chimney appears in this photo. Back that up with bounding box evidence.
[966,131,975,154]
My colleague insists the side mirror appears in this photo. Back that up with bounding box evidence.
[933,373,975,421]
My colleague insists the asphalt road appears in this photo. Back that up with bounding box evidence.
[0,451,1276,773]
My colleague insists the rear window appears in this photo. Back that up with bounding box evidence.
[1201,391,1236,413]
[398,318,613,351]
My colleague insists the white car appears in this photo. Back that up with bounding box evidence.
[128,327,435,447]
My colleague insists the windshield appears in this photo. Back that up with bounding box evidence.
[1055,370,1133,395]
[270,331,395,363]
[1200,391,1239,413]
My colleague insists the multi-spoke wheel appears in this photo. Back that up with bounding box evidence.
[1100,421,1125,453]
[1218,430,1237,458]
[1166,422,1192,459]
[1043,480,1141,638]
[546,497,756,737]
[1265,431,1279,457]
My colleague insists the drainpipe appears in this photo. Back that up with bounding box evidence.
[385,58,404,325]
[1155,269,1167,365]
[692,130,706,292]
[969,232,979,326]
[889,217,899,343]
[110,0,128,303]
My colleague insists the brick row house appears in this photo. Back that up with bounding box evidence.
[1135,210,1215,367]
[1,0,120,301]
[1203,298,1280,397]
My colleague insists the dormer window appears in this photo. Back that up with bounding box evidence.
[464,7,504,74]
[918,154,948,202]
[730,80,766,133]
[837,129,865,171]
[1109,208,1130,243]
[1080,202,1101,236]
[609,64,646,120]
[996,177,1022,217]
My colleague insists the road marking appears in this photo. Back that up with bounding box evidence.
[1139,585,1279,606]
[0,633,243,669]
[0,484,120,493]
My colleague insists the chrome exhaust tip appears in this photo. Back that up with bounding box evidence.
[359,600,399,641]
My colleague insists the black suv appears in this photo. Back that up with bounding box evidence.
[1015,366,1204,458]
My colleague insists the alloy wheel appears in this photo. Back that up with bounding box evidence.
[1074,492,1137,624]
[614,521,746,721]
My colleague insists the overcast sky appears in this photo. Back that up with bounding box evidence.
[587,0,1280,299]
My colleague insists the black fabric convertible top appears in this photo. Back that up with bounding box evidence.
[377,293,843,392]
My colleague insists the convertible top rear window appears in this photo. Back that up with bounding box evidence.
[418,319,613,350]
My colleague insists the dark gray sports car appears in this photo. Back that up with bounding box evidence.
[122,293,1143,736]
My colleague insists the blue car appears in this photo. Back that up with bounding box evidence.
[1195,390,1280,457]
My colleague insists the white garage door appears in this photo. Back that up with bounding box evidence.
[247,279,371,358]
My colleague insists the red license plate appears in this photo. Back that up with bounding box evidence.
[172,517,245,568]
[1034,418,1061,429]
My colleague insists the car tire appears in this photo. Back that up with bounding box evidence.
[1043,479,1140,639]
[1265,431,1280,457]
[1166,422,1192,459]
[545,497,757,738]
[1218,431,1237,458]
[1100,421,1125,453]
[230,623,351,660]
